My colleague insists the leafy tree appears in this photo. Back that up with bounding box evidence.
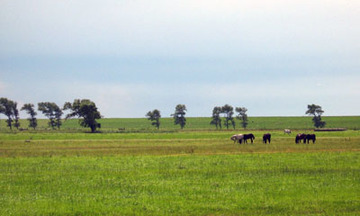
[63,99,101,133]
[222,104,235,129]
[38,102,63,129]
[236,107,248,129]
[0,98,17,130]
[21,103,38,129]
[210,106,222,129]
[171,104,187,129]
[146,109,161,129]
[306,104,326,128]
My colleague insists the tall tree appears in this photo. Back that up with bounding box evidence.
[210,106,222,129]
[171,104,187,129]
[38,102,63,129]
[63,99,101,133]
[146,109,161,129]
[0,98,16,130]
[222,104,235,129]
[306,104,326,128]
[236,107,248,129]
[21,103,38,129]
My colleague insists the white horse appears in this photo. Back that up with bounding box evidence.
[284,129,291,135]
[231,134,244,144]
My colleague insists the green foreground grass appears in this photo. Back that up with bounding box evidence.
[0,117,359,215]
[1,152,359,215]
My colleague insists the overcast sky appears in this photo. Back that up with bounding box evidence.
[0,0,359,118]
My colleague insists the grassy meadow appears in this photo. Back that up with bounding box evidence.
[0,116,359,215]
[1,116,359,132]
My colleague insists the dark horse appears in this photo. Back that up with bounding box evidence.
[306,134,316,144]
[295,133,307,144]
[244,133,255,144]
[263,133,271,144]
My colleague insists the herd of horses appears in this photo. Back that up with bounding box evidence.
[231,129,316,144]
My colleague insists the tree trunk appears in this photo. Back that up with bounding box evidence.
[90,125,96,133]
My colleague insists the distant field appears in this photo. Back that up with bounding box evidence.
[1,130,359,157]
[1,116,359,132]
[0,116,359,215]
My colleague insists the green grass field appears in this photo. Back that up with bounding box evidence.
[1,116,359,132]
[0,116,359,215]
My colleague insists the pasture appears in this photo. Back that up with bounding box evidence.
[0,117,359,215]
[1,116,359,132]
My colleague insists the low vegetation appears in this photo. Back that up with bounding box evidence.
[0,116,359,215]
[1,116,359,132]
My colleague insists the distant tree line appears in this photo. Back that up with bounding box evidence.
[210,104,248,130]
[146,104,187,129]
[0,98,102,133]
[147,104,326,130]
[1,97,326,132]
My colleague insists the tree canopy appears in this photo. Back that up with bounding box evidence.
[38,102,63,129]
[63,99,101,133]
[236,107,248,129]
[172,104,187,129]
[146,109,161,129]
[0,98,18,130]
[210,106,222,129]
[306,104,326,128]
[21,103,37,129]
[222,104,235,129]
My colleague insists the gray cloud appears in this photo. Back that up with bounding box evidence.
[0,0,359,117]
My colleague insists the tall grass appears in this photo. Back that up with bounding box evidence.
[1,153,359,215]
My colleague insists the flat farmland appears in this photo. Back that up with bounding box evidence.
[0,130,359,157]
[1,116,359,132]
[0,117,359,215]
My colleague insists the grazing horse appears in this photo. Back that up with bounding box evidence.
[231,134,244,144]
[243,133,255,144]
[306,134,316,144]
[284,129,291,135]
[295,133,307,144]
[263,133,271,144]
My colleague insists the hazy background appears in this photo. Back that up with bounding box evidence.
[1,0,359,118]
